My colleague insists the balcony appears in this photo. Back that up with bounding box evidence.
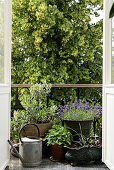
[8,83,109,170]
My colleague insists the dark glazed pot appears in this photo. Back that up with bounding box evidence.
[63,119,93,140]
[65,145,102,165]
[50,144,66,161]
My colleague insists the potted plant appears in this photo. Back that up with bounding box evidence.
[65,124,102,166]
[11,81,58,158]
[21,81,58,137]
[10,108,57,158]
[43,125,73,161]
[57,98,102,140]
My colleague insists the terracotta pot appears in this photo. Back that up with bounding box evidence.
[63,119,93,140]
[50,144,65,161]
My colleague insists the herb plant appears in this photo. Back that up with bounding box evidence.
[43,125,73,147]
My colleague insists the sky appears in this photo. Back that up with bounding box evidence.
[90,9,104,24]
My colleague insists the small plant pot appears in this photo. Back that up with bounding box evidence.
[50,144,65,161]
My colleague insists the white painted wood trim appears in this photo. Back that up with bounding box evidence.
[0,160,9,170]
[104,84,114,94]
[105,160,114,170]
[0,85,10,94]
[102,87,107,162]
[103,0,112,86]
[105,87,114,94]
[4,0,11,85]
[104,84,114,88]
[0,1,11,169]
[102,0,112,163]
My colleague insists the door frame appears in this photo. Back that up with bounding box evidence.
[103,0,114,169]
[4,0,12,85]
[0,0,11,169]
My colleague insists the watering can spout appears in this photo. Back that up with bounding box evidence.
[8,140,24,163]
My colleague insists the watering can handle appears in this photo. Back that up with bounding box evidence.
[19,123,40,143]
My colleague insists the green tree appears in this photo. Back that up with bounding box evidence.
[12,0,103,84]
[11,0,103,106]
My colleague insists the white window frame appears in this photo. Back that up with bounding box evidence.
[103,0,114,168]
[0,0,12,86]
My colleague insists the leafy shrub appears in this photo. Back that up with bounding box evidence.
[43,125,73,147]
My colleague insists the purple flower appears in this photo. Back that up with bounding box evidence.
[70,96,72,100]
[57,97,102,119]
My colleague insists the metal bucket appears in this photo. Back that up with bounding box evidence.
[19,123,42,167]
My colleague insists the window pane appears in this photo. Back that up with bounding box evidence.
[0,0,4,83]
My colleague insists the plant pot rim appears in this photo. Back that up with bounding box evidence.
[64,145,102,150]
[63,119,93,122]
[51,144,63,147]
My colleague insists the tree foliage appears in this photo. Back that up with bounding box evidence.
[12,0,103,85]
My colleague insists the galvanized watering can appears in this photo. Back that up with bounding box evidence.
[8,123,42,167]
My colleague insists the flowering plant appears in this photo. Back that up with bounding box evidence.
[30,80,52,101]
[21,81,57,123]
[57,98,102,121]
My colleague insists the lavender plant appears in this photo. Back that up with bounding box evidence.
[57,98,102,121]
